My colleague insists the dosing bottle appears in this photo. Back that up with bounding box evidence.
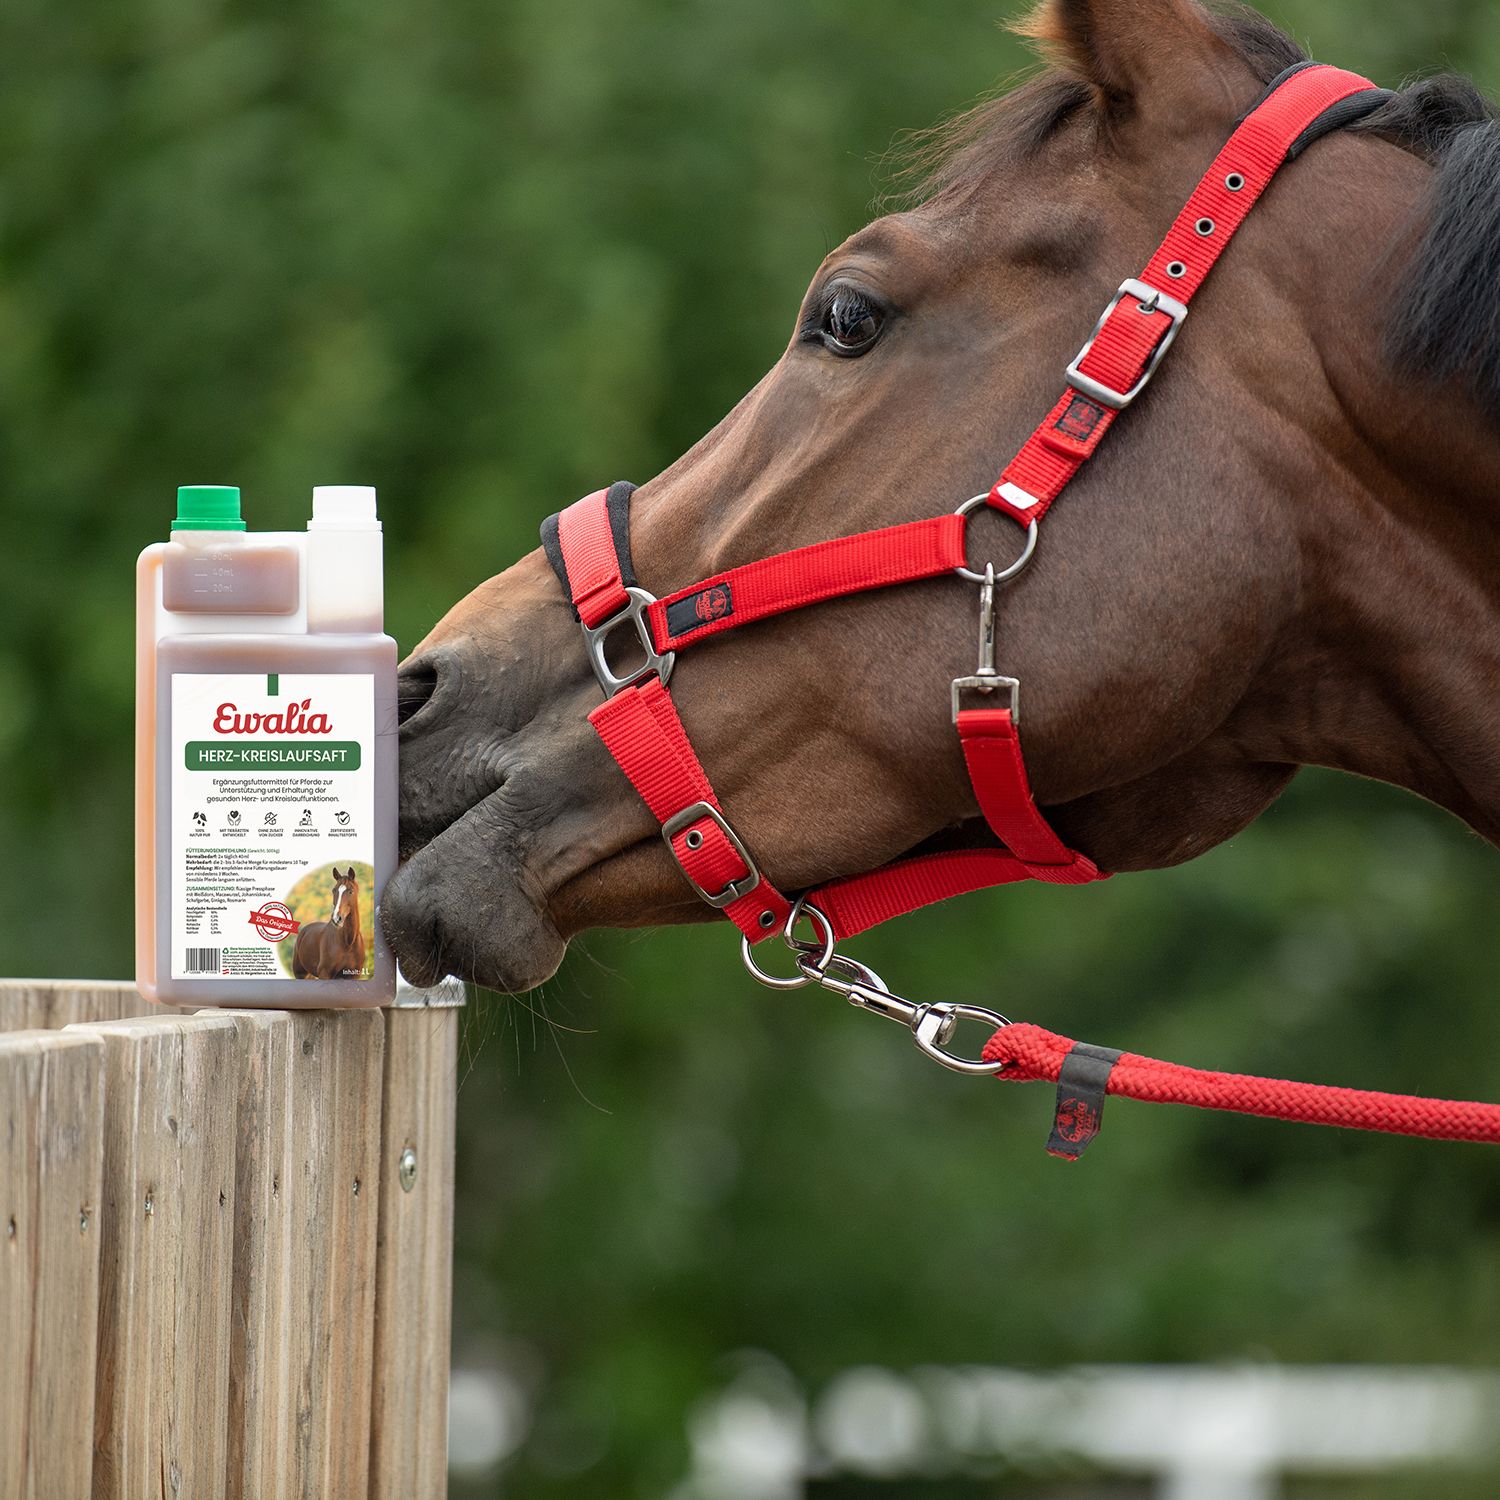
[135,485,398,1006]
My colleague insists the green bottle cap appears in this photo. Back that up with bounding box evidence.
[173,485,245,531]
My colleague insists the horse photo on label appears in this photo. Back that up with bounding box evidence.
[281,862,374,980]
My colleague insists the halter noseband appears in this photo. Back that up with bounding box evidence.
[532,64,1500,1155]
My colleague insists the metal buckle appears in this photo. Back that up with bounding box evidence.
[1064,277,1188,410]
[583,586,676,696]
[951,562,1021,723]
[662,801,761,908]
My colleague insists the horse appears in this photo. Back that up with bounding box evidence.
[383,0,1500,1002]
[292,866,366,980]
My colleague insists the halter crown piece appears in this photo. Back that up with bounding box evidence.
[543,65,1500,1155]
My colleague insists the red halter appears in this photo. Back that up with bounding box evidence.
[539,64,1500,1154]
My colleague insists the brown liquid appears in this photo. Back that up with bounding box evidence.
[161,539,300,613]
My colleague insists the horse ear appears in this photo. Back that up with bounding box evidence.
[1014,0,1235,118]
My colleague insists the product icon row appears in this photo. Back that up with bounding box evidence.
[192,808,354,830]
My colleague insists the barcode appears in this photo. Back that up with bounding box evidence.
[184,947,222,973]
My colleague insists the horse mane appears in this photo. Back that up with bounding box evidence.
[893,3,1500,414]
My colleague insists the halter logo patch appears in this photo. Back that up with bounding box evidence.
[666,582,734,637]
[1052,1095,1098,1145]
[1055,395,1107,443]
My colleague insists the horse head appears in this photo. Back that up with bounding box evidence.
[385,0,1500,992]
[331,867,359,929]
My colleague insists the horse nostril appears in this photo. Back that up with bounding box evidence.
[397,656,441,727]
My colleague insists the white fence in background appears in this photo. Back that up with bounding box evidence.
[646,1360,1500,1500]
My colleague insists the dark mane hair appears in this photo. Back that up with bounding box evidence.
[893,4,1500,414]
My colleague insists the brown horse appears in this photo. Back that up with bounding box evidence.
[384,0,1500,995]
[293,866,366,980]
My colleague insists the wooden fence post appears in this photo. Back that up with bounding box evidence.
[281,1009,387,1494]
[217,1010,297,1500]
[0,978,461,1500]
[67,1014,240,1500]
[0,1029,107,1500]
[0,978,163,1030]
[370,992,462,1498]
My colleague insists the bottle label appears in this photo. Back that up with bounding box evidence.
[170,672,376,981]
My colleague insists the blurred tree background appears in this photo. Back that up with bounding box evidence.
[3,0,1500,1495]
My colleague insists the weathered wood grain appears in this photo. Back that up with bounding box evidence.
[0,978,165,1033]
[0,1029,107,1500]
[210,1011,297,1500]
[282,1010,386,1498]
[369,1005,460,1499]
[68,1014,238,1500]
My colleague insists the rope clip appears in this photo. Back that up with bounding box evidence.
[741,899,1011,1076]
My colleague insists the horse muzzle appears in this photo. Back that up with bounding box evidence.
[381,594,657,990]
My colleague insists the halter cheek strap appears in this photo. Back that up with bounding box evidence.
[988,63,1392,526]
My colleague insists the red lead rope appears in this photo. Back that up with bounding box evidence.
[984,1023,1500,1158]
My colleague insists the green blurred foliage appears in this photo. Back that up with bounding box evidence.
[2,0,1500,1495]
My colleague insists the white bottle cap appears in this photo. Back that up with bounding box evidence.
[310,485,380,529]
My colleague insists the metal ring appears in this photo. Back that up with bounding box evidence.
[953,494,1039,585]
[741,932,818,990]
[782,898,836,969]
[741,898,837,989]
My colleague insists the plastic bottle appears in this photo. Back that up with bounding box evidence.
[135,485,397,1006]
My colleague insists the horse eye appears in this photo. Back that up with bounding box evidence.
[822,288,884,356]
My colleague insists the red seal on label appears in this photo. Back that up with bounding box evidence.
[249,902,300,941]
